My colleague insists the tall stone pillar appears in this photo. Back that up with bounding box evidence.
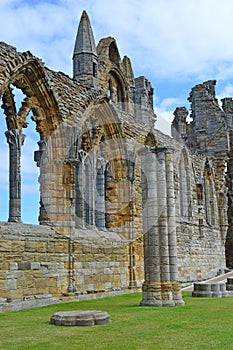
[157,149,174,306]
[140,147,184,307]
[5,129,25,223]
[140,148,162,306]
[165,149,184,306]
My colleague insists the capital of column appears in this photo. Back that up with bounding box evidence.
[5,129,25,149]
[150,146,174,154]
[96,157,107,173]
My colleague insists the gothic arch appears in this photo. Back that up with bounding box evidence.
[96,37,131,110]
[108,69,127,105]
[73,99,131,235]
[1,57,61,136]
[0,51,64,225]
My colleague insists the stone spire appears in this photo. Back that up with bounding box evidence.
[73,10,98,87]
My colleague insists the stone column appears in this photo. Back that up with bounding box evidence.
[140,148,162,306]
[5,129,25,223]
[165,149,184,306]
[157,149,174,306]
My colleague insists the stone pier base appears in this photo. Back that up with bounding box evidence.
[140,281,184,307]
[50,310,110,326]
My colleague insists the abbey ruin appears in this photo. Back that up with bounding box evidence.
[0,11,233,311]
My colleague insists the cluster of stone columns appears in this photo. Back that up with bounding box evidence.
[140,146,184,307]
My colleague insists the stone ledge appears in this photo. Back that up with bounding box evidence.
[0,294,60,312]
[0,222,58,240]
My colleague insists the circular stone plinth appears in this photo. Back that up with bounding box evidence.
[50,310,110,326]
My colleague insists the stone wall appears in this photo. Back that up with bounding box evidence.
[0,222,143,312]
[177,223,225,283]
[0,222,68,312]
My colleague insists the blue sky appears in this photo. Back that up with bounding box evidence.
[1,0,233,223]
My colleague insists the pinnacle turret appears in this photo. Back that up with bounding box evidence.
[73,10,98,87]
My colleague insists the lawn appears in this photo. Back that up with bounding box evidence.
[0,292,233,350]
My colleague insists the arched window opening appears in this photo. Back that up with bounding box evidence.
[108,79,113,101]
[95,161,106,229]
[75,160,85,227]
[105,161,114,228]
[108,71,125,108]
[85,158,94,225]
[117,86,121,103]
[204,165,215,226]
[93,62,97,78]
[1,85,40,224]
[109,42,120,63]
[75,151,94,228]
[197,184,203,205]
[218,192,225,226]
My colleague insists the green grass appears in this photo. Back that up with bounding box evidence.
[1,292,233,350]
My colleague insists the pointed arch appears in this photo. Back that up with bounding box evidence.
[74,99,129,233]
[0,49,64,226]
[1,56,61,136]
[108,69,126,105]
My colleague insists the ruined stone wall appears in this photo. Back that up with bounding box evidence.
[0,222,142,312]
[171,80,230,279]
[73,229,131,294]
[0,223,67,312]
[177,224,225,283]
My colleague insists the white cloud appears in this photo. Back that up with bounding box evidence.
[85,0,233,81]
[217,83,233,101]
[154,97,183,135]
[1,0,233,83]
